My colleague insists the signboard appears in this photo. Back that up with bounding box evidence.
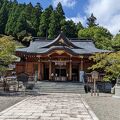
[91,71,99,80]
[55,62,66,66]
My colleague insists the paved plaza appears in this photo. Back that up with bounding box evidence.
[0,93,98,120]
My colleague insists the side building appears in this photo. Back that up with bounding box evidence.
[16,32,108,82]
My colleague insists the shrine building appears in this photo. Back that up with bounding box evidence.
[16,32,108,82]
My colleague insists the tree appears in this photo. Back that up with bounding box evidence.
[78,26,113,50]
[61,20,77,38]
[15,12,27,33]
[31,3,42,35]
[0,0,10,34]
[48,10,59,38]
[112,33,120,51]
[37,5,53,37]
[89,52,120,81]
[5,3,25,36]
[56,2,65,34]
[87,13,98,27]
[76,22,84,32]
[76,22,84,36]
[24,2,33,21]
[0,36,16,75]
[0,0,4,8]
[56,2,65,21]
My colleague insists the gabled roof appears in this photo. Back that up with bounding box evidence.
[42,31,80,49]
[16,32,110,55]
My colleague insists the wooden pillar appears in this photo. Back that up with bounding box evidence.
[49,61,52,80]
[38,63,41,80]
[25,62,33,76]
[41,63,43,80]
[25,62,28,74]
[69,60,72,80]
[80,58,84,71]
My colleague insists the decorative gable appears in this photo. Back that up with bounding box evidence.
[42,31,80,49]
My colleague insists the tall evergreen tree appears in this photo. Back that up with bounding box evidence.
[5,3,24,36]
[61,20,77,38]
[76,22,84,32]
[56,2,65,32]
[0,0,10,34]
[48,10,59,38]
[24,2,33,21]
[0,0,4,9]
[15,11,28,34]
[87,13,98,27]
[38,5,53,37]
[76,22,84,36]
[56,2,65,21]
[30,3,42,36]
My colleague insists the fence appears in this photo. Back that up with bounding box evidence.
[86,73,105,83]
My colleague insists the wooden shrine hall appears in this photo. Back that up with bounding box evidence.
[16,32,108,82]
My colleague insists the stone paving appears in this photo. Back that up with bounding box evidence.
[0,93,99,120]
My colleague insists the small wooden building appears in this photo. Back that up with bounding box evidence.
[16,32,108,82]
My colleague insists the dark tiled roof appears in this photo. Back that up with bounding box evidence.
[16,32,110,55]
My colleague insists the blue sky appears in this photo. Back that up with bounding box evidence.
[17,0,88,18]
[17,0,120,35]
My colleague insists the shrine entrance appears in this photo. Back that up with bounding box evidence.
[39,51,82,81]
[54,62,67,81]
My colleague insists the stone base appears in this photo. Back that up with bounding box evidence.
[112,95,120,99]
[114,86,120,98]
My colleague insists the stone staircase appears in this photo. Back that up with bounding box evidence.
[34,81,85,94]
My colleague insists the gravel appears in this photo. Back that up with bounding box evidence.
[82,93,120,120]
[0,96,25,112]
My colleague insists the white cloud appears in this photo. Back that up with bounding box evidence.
[66,14,86,25]
[85,0,120,35]
[53,0,77,8]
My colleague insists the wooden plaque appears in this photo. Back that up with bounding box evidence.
[91,71,99,80]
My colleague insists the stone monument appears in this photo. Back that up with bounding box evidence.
[114,76,120,98]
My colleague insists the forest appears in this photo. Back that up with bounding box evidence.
[1,0,120,50]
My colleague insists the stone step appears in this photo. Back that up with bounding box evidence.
[34,89,85,93]
[34,86,84,88]
[36,91,85,93]
[34,81,85,94]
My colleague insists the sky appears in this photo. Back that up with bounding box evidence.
[17,0,120,35]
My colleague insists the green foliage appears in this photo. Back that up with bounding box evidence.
[56,2,65,32]
[56,2,65,21]
[78,26,113,50]
[76,22,84,33]
[87,13,98,27]
[112,33,120,51]
[47,3,66,38]
[61,20,77,38]
[0,36,16,74]
[89,52,120,81]
[5,3,25,36]
[37,5,53,37]
[31,3,42,35]
[48,10,59,38]
[0,0,10,34]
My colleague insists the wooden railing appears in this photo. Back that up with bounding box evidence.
[86,73,105,83]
